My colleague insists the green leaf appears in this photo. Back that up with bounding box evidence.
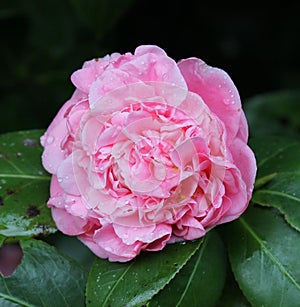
[245,90,300,138]
[224,206,300,307]
[0,239,87,306]
[149,230,226,307]
[249,137,300,180]
[86,239,203,307]
[0,235,4,247]
[252,173,300,232]
[250,137,300,231]
[44,232,96,270]
[216,265,251,307]
[0,130,55,237]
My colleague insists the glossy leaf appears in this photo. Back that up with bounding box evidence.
[149,230,226,307]
[0,130,55,237]
[249,137,300,180]
[224,206,300,306]
[245,90,300,138]
[216,264,251,307]
[0,239,87,306]
[252,173,300,232]
[250,137,300,231]
[86,239,203,307]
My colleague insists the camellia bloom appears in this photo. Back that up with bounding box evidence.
[41,45,256,262]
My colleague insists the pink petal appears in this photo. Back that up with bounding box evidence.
[178,58,244,144]
[113,223,172,245]
[116,45,187,89]
[229,138,257,201]
[88,69,141,109]
[56,154,80,195]
[51,207,87,235]
[93,224,143,262]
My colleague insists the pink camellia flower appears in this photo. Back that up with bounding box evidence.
[41,45,256,262]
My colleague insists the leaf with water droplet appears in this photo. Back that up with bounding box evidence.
[224,206,300,306]
[0,130,56,237]
[86,238,203,307]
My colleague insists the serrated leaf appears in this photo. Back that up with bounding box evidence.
[250,137,300,231]
[0,239,87,306]
[224,206,300,307]
[86,239,203,307]
[245,90,300,138]
[149,230,226,307]
[0,130,55,237]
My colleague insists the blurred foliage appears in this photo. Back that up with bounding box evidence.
[1,0,300,133]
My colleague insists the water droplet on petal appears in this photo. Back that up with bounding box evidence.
[47,136,54,144]
[57,177,63,183]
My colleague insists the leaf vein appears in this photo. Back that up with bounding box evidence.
[239,217,300,291]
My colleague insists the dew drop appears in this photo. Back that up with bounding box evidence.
[23,138,37,147]
[57,177,63,183]
[47,136,54,144]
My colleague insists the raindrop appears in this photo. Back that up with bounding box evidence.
[23,138,37,147]
[223,99,235,105]
[16,152,22,158]
[57,177,63,183]
[47,136,54,144]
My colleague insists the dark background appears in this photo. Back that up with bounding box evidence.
[1,0,299,133]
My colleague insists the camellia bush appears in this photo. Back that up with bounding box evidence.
[0,45,299,307]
